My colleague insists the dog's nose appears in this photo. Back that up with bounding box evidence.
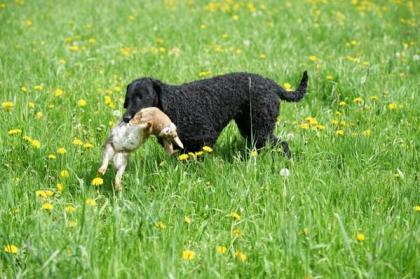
[123,114,132,123]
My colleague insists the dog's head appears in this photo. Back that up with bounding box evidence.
[123,78,161,123]
[159,123,184,155]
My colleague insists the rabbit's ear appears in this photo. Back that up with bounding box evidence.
[159,126,173,137]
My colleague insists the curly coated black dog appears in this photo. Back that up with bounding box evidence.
[122,71,308,158]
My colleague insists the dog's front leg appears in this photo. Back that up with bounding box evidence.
[98,143,115,175]
[113,152,128,192]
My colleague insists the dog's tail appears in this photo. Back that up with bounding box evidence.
[277,71,308,102]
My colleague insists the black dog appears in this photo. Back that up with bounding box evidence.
[123,71,308,158]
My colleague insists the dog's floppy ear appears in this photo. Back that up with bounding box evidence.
[151,79,163,108]
[123,85,129,108]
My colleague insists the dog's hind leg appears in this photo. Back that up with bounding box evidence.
[113,152,128,192]
[98,143,115,175]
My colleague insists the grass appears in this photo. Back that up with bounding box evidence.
[0,0,419,278]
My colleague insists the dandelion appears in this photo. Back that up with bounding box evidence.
[54,88,63,97]
[415,205,420,212]
[259,53,267,59]
[315,124,326,130]
[67,220,77,228]
[198,71,211,78]
[42,202,53,211]
[279,168,290,177]
[155,221,166,229]
[250,150,258,158]
[305,116,318,126]
[21,86,28,92]
[91,177,103,187]
[299,123,309,130]
[34,84,43,91]
[57,147,66,154]
[85,198,96,207]
[336,130,345,137]
[356,232,365,241]
[353,97,363,104]
[184,216,192,224]
[2,101,14,111]
[195,151,204,156]
[326,74,334,80]
[388,102,398,110]
[36,190,48,198]
[232,15,239,21]
[65,205,76,213]
[47,154,56,160]
[202,146,213,153]
[60,170,70,178]
[283,82,292,91]
[4,244,19,254]
[68,45,80,52]
[72,138,83,146]
[232,228,241,237]
[235,250,247,261]
[56,183,64,192]
[8,129,22,136]
[28,102,35,108]
[83,142,94,149]
[309,55,317,62]
[182,250,196,260]
[362,129,372,137]
[216,246,227,254]
[179,154,189,161]
[370,95,378,101]
[339,101,347,107]
[35,111,43,119]
[78,99,87,107]
[230,212,241,221]
[31,139,41,148]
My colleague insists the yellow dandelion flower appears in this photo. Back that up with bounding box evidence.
[36,190,48,198]
[33,84,43,91]
[232,15,239,21]
[356,232,365,241]
[414,205,420,212]
[388,102,398,110]
[78,99,87,107]
[31,139,41,149]
[44,190,54,197]
[198,71,211,78]
[315,124,326,130]
[250,150,258,158]
[57,147,66,154]
[370,95,378,101]
[216,246,227,254]
[232,228,241,237]
[179,154,189,161]
[155,221,166,229]
[309,55,317,62]
[42,202,53,211]
[184,216,192,224]
[299,123,309,130]
[283,82,292,91]
[91,177,104,187]
[362,129,372,137]
[21,86,28,92]
[54,88,63,97]
[65,205,76,213]
[202,146,213,153]
[47,154,56,160]
[195,151,204,156]
[230,212,241,221]
[35,111,43,119]
[305,116,318,125]
[72,138,83,146]
[56,183,64,192]
[336,130,345,137]
[68,45,80,52]
[353,97,363,104]
[60,170,70,178]
[28,102,35,108]
[326,75,334,80]
[4,244,19,254]
[2,101,14,111]
[67,220,77,228]
[83,142,94,149]
[182,250,196,260]
[85,198,96,207]
[8,129,22,136]
[339,101,347,107]
[235,250,247,261]
[259,53,267,59]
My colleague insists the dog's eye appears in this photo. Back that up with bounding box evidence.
[136,95,143,100]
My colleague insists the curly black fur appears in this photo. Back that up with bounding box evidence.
[123,71,308,158]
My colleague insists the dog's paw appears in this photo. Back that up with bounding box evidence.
[98,166,107,175]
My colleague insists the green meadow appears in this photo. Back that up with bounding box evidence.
[0,0,419,277]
